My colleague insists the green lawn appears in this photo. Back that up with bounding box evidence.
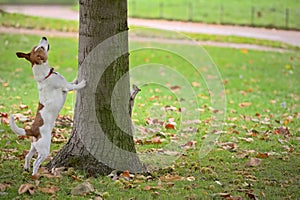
[1,0,300,29]
[1,11,299,51]
[0,31,299,199]
[128,0,300,30]
[0,10,79,32]
[0,0,75,4]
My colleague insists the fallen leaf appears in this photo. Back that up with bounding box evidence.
[2,82,9,87]
[239,102,252,108]
[143,185,162,191]
[273,127,291,137]
[165,122,176,130]
[18,183,35,195]
[238,137,254,143]
[120,170,132,179]
[181,141,197,150]
[170,85,181,91]
[164,105,177,111]
[256,152,269,159]
[0,182,11,191]
[152,191,160,196]
[245,158,262,167]
[151,136,162,144]
[143,185,151,191]
[145,118,164,126]
[71,182,94,196]
[270,100,277,104]
[38,186,59,194]
[214,193,231,198]
[19,104,28,109]
[192,82,200,87]
[186,176,195,181]
[245,191,259,200]
[23,110,32,115]
[241,49,248,54]
[160,175,182,182]
[218,142,238,151]
[282,145,293,153]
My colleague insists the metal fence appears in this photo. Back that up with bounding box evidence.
[128,1,300,30]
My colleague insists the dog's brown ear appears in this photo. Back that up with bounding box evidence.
[16,52,30,61]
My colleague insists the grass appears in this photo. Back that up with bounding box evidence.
[0,10,79,32]
[1,11,299,51]
[128,0,300,30]
[0,9,299,200]
[0,0,75,4]
[0,29,299,199]
[1,0,300,30]
[130,27,300,51]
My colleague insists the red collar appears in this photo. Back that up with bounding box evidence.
[44,68,54,79]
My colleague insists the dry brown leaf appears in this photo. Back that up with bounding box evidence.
[239,102,252,108]
[164,105,177,111]
[160,175,182,182]
[245,192,259,200]
[143,185,162,191]
[181,141,197,150]
[226,196,243,200]
[238,137,254,143]
[170,85,181,91]
[38,186,59,194]
[256,152,269,159]
[282,145,293,153]
[150,136,162,144]
[120,170,131,178]
[19,104,29,109]
[186,176,196,182]
[2,82,9,87]
[18,183,35,195]
[246,158,262,167]
[143,185,151,191]
[214,192,231,198]
[165,122,176,130]
[0,182,11,191]
[71,182,94,196]
[192,82,200,87]
[218,142,238,151]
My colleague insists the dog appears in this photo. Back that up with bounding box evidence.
[9,37,86,176]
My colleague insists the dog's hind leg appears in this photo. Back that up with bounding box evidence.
[32,151,48,176]
[24,144,36,172]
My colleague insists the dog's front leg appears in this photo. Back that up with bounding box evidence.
[63,79,86,92]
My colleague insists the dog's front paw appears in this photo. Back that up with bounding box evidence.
[77,79,86,89]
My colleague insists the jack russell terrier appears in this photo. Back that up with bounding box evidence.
[9,37,86,176]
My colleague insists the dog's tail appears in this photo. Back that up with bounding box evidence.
[9,115,26,136]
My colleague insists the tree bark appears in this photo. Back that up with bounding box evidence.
[47,0,144,176]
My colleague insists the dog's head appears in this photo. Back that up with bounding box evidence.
[16,37,50,66]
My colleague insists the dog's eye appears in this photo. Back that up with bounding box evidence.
[40,46,45,50]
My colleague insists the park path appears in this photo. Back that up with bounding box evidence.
[1,4,300,48]
[0,26,287,52]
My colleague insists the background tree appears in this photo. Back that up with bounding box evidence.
[47,0,144,176]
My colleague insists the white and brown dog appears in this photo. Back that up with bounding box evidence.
[9,37,86,176]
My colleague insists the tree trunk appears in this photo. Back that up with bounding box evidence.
[47,0,144,176]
